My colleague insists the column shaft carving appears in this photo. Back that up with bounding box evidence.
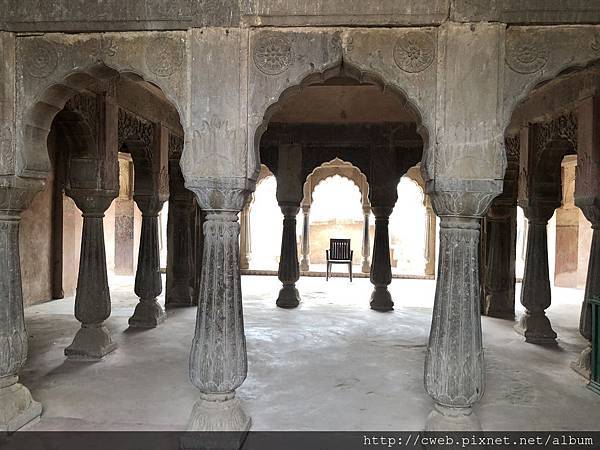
[361,206,371,273]
[0,183,43,430]
[300,206,310,272]
[369,206,393,311]
[186,179,252,434]
[277,203,301,308]
[425,187,498,430]
[425,217,483,410]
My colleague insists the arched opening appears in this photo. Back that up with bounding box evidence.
[253,63,429,309]
[498,62,600,381]
[19,62,191,355]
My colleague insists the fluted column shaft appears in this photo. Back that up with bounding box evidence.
[129,196,166,328]
[65,191,117,360]
[519,208,557,345]
[484,205,516,319]
[186,181,252,434]
[277,203,301,308]
[239,202,252,270]
[300,206,310,272]
[425,217,483,414]
[166,192,195,307]
[424,189,498,430]
[369,206,393,311]
[0,201,42,430]
[361,206,371,273]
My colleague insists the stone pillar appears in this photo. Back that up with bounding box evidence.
[300,205,310,272]
[65,190,117,359]
[518,205,557,344]
[483,205,517,319]
[0,183,43,431]
[166,152,195,308]
[572,207,600,376]
[573,96,600,377]
[276,203,301,308]
[239,198,252,270]
[129,195,167,327]
[369,206,393,311]
[361,205,371,273]
[186,179,252,433]
[424,189,497,430]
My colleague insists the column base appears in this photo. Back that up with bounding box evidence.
[187,393,251,431]
[300,259,310,272]
[361,260,370,273]
[165,287,194,309]
[65,323,117,360]
[0,378,42,432]
[484,293,515,320]
[425,404,481,432]
[571,345,591,380]
[128,298,167,328]
[370,286,393,312]
[276,285,300,309]
[515,312,557,345]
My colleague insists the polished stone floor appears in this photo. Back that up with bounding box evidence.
[20,275,600,431]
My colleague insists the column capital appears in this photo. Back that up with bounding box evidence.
[66,188,117,217]
[186,177,255,215]
[0,178,44,218]
[279,202,300,217]
[301,204,310,215]
[371,206,393,219]
[430,183,501,219]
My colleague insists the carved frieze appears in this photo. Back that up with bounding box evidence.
[169,133,184,159]
[504,135,520,165]
[64,93,99,137]
[118,108,154,157]
[145,37,185,78]
[23,39,58,78]
[533,112,577,170]
[505,33,548,74]
[252,35,293,75]
[393,31,435,73]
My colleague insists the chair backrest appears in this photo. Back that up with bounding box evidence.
[329,239,351,260]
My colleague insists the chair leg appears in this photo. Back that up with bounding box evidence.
[326,263,329,281]
[349,262,353,282]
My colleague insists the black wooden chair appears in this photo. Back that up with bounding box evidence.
[326,238,353,281]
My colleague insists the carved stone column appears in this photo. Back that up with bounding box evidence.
[277,203,301,308]
[518,205,557,344]
[300,205,310,272]
[186,179,252,433]
[129,195,167,327]
[166,149,195,308]
[425,189,497,430]
[369,206,393,311]
[239,198,252,270]
[65,190,118,359]
[573,96,600,377]
[483,205,517,319]
[361,205,371,273]
[0,182,43,431]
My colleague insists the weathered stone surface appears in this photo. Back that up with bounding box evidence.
[0,179,44,431]
[64,191,117,359]
[425,188,496,430]
[186,177,252,432]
